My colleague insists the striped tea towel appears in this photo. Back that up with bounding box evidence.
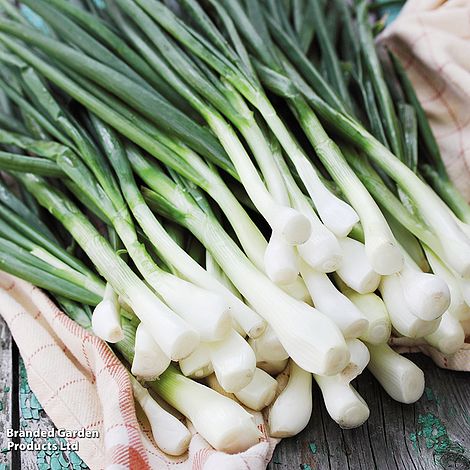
[0,272,277,470]
[381,0,470,201]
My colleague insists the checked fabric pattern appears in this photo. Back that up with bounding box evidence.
[381,0,470,201]
[0,272,277,470]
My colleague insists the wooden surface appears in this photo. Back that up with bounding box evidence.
[269,354,470,470]
[0,320,468,470]
[0,316,13,470]
[0,318,87,470]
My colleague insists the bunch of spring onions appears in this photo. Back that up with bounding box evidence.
[0,0,467,455]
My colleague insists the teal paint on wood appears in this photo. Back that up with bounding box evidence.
[0,317,12,470]
[424,387,440,405]
[18,358,89,470]
[409,412,470,468]
[308,443,317,455]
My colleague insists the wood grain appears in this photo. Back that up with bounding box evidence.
[17,358,88,470]
[269,354,470,470]
[1,318,468,470]
[0,316,12,470]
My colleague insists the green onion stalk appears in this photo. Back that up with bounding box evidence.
[1,48,265,336]
[0,25,307,301]
[118,0,408,276]
[0,38,263,340]
[133,153,350,376]
[0,199,258,452]
[111,0,311,248]
[14,172,199,360]
[259,3,470,279]
[46,281,261,454]
[0,20,270,272]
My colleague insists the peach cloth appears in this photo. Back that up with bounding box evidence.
[381,0,470,201]
[0,272,277,470]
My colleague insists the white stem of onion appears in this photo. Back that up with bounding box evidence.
[179,342,213,379]
[366,342,425,403]
[268,361,313,437]
[315,339,371,426]
[271,140,343,272]
[91,283,124,343]
[313,338,370,427]
[342,289,391,345]
[425,312,465,355]
[207,369,277,412]
[297,220,343,273]
[234,368,278,411]
[264,232,300,285]
[397,253,450,321]
[208,329,257,393]
[155,271,232,342]
[130,375,191,456]
[281,276,311,303]
[152,366,261,453]
[125,282,199,360]
[204,253,265,337]
[425,247,470,321]
[313,377,369,429]
[379,275,441,338]
[248,325,289,362]
[336,238,381,294]
[131,322,170,380]
[342,339,370,380]
[300,262,368,338]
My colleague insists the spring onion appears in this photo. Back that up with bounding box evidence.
[130,375,191,456]
[131,322,170,381]
[380,275,441,338]
[152,365,261,453]
[342,289,392,345]
[367,343,425,404]
[425,312,465,355]
[248,326,289,363]
[397,252,450,321]
[300,262,369,339]
[314,339,370,428]
[268,361,312,438]
[91,283,123,343]
[336,237,381,294]
[234,368,278,412]
[179,343,213,379]
[208,329,256,393]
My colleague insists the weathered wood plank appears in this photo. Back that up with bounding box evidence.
[18,358,89,470]
[0,316,13,470]
[269,354,470,470]
[2,332,468,470]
